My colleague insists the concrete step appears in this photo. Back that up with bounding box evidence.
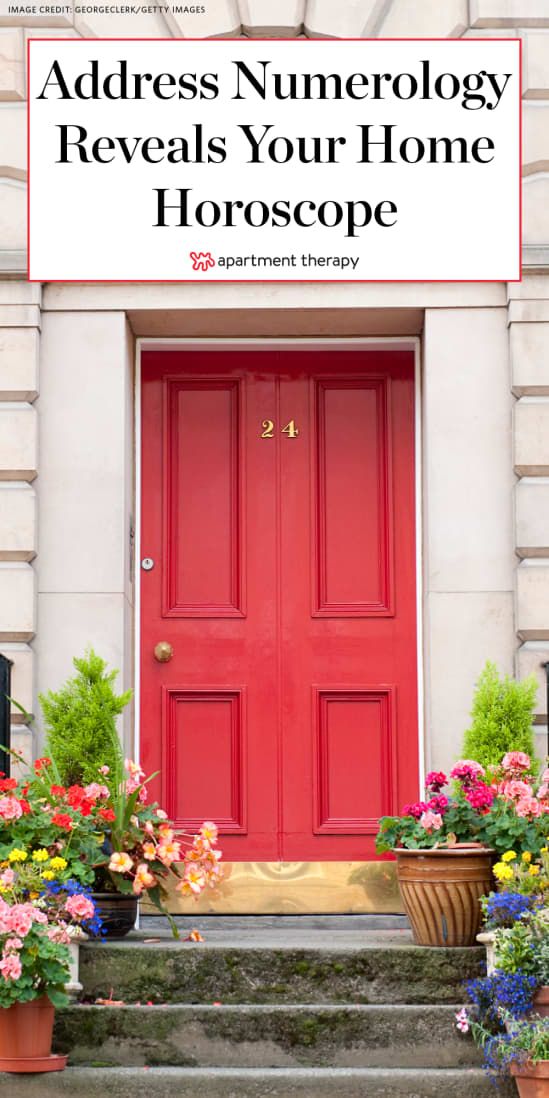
[80,936,484,1005]
[0,1066,514,1097]
[53,1003,480,1069]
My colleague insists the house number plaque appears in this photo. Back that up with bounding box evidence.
[261,420,299,438]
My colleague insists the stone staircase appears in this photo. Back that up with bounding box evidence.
[0,917,514,1096]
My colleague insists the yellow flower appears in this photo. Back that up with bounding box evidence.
[40,870,55,881]
[529,865,540,876]
[493,862,514,881]
[522,851,532,864]
[541,847,548,855]
[31,849,49,863]
[0,885,7,894]
[8,849,27,863]
[502,851,517,863]
[49,856,67,871]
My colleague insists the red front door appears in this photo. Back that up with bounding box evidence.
[141,349,418,862]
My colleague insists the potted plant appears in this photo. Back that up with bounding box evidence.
[376,753,549,947]
[461,998,549,1096]
[0,859,101,1072]
[477,890,541,976]
[478,845,549,983]
[462,662,538,770]
[30,651,222,936]
[490,906,549,1018]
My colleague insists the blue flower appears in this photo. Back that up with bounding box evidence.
[465,970,536,1027]
[483,892,539,929]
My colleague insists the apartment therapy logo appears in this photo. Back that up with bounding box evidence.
[27,40,521,282]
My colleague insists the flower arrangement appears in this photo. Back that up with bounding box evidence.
[470,1014,549,1082]
[376,753,549,857]
[459,896,549,1081]
[0,747,221,936]
[0,862,101,1008]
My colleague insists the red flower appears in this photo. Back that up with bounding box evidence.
[0,778,18,793]
[50,785,66,797]
[51,811,73,830]
[34,757,52,773]
[18,800,31,815]
[78,799,94,817]
[99,807,116,822]
[67,785,86,807]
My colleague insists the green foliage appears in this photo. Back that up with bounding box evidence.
[495,908,549,986]
[462,662,537,769]
[0,927,70,1009]
[40,649,132,787]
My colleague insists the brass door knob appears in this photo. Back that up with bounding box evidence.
[154,642,173,663]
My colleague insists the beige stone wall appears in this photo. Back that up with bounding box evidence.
[0,1,548,776]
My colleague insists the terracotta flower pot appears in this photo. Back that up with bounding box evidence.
[511,1060,549,1098]
[0,996,54,1059]
[393,846,495,947]
[91,892,138,938]
[534,987,549,1018]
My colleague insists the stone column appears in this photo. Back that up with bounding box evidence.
[422,306,516,773]
[35,311,135,752]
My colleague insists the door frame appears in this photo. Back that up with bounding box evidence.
[134,336,424,912]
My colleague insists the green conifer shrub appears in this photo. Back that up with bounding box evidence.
[40,649,132,786]
[461,661,538,769]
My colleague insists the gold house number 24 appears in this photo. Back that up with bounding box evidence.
[261,420,299,438]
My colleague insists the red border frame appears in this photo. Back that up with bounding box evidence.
[26,36,523,284]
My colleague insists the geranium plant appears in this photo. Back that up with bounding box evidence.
[376,753,549,857]
[0,864,101,1008]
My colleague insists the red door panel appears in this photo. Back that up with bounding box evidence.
[141,349,418,863]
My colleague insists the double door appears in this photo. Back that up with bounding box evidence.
[141,349,418,862]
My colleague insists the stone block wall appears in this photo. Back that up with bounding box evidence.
[0,1,547,768]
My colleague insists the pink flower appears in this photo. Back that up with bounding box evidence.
[516,796,542,818]
[455,1008,470,1034]
[48,924,71,944]
[0,953,21,981]
[450,760,485,786]
[98,765,110,776]
[109,852,133,874]
[500,779,533,801]
[425,771,447,793]
[65,894,96,921]
[541,768,549,786]
[199,822,218,848]
[83,783,109,801]
[0,869,14,887]
[9,909,32,938]
[465,782,495,810]
[132,863,155,895]
[125,759,145,781]
[138,785,148,804]
[419,810,443,831]
[4,938,22,953]
[156,840,181,867]
[502,751,531,772]
[0,796,23,820]
[428,795,449,814]
[155,809,168,820]
[538,784,549,800]
[402,801,429,820]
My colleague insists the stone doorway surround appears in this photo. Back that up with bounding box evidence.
[0,0,548,776]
